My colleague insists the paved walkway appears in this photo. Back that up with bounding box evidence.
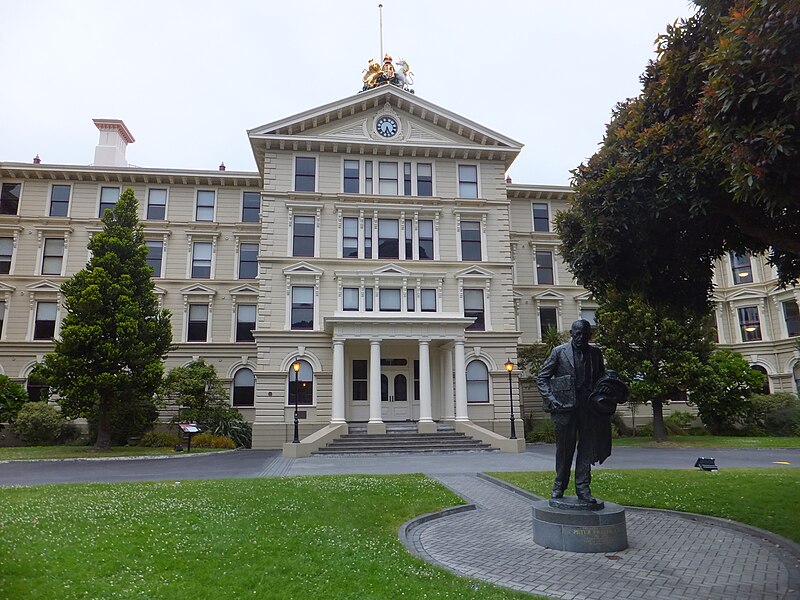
[404,474,800,600]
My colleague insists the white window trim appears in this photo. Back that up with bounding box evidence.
[241,190,261,223]
[231,366,257,407]
[0,284,14,342]
[532,244,559,285]
[292,154,319,193]
[455,211,488,262]
[232,302,258,344]
[0,227,23,276]
[531,201,551,233]
[143,229,170,279]
[234,235,260,280]
[35,229,71,277]
[458,279,492,332]
[145,186,170,221]
[186,233,219,279]
[286,277,321,332]
[456,162,480,199]
[48,183,72,218]
[28,290,62,342]
[537,305,562,339]
[96,186,121,218]
[1,181,23,216]
[182,290,216,343]
[774,294,800,339]
[464,356,494,404]
[287,204,322,258]
[285,359,317,407]
[732,301,768,343]
[194,189,217,223]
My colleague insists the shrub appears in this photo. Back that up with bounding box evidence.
[191,433,236,449]
[87,394,160,446]
[526,418,556,443]
[664,411,695,435]
[0,375,28,430]
[138,431,180,447]
[13,402,65,444]
[58,421,84,444]
[612,414,633,436]
[746,393,800,436]
[636,422,654,437]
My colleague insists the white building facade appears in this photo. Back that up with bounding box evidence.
[1,86,798,450]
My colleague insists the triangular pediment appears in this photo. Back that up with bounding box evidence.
[27,280,61,294]
[248,85,523,171]
[153,285,167,296]
[725,288,767,301]
[574,291,594,302]
[534,290,566,301]
[283,262,324,276]
[229,284,259,296]
[180,284,217,296]
[0,281,16,293]
[455,266,494,279]
[372,264,411,277]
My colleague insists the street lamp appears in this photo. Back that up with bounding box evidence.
[292,359,301,444]
[505,358,517,440]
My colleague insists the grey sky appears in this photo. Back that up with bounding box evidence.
[0,0,697,185]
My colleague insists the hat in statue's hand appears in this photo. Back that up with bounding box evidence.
[589,371,630,415]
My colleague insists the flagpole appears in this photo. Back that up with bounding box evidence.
[379,4,384,59]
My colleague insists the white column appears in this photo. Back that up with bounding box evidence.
[454,340,468,421]
[369,339,383,424]
[331,339,346,423]
[418,339,433,423]
[442,346,455,420]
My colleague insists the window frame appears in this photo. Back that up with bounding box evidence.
[241,191,260,223]
[0,237,13,275]
[460,220,483,262]
[535,250,555,285]
[737,305,763,342]
[195,189,216,222]
[466,359,491,403]
[782,300,800,338]
[49,184,71,217]
[457,164,479,199]
[191,241,213,279]
[294,156,317,192]
[145,240,164,278]
[235,304,257,342]
[33,301,58,341]
[539,307,559,339]
[343,159,360,193]
[146,188,168,221]
[532,202,550,232]
[342,287,360,311]
[0,182,21,215]
[292,214,316,258]
[730,252,754,284]
[232,367,255,406]
[40,237,65,276]
[290,286,314,330]
[186,303,210,342]
[98,186,120,218]
[238,242,259,280]
[463,288,486,332]
[287,360,314,406]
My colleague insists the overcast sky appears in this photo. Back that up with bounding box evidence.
[0,0,697,185]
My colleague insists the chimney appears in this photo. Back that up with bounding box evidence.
[33,154,41,164]
[92,119,135,167]
[219,162,226,171]
[505,176,512,184]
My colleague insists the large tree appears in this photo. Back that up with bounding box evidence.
[38,188,172,448]
[595,292,715,440]
[557,0,800,314]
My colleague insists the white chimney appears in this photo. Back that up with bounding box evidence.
[93,119,135,167]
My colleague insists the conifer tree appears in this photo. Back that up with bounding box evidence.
[39,188,172,448]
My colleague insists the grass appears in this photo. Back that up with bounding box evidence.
[490,468,800,543]
[0,475,537,600]
[0,446,225,461]
[612,435,800,448]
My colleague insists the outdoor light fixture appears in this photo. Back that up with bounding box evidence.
[694,457,718,471]
[292,359,301,444]
[504,358,517,440]
[737,271,750,278]
[744,326,757,332]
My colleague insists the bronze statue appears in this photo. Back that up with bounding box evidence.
[536,320,628,504]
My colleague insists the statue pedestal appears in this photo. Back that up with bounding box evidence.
[532,498,628,553]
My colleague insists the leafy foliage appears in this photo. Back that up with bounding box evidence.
[0,375,28,429]
[36,189,172,448]
[744,392,800,436]
[161,360,252,448]
[517,327,568,378]
[190,433,236,449]
[595,292,715,440]
[558,0,800,313]
[689,349,766,433]
[13,402,65,445]
[137,431,181,448]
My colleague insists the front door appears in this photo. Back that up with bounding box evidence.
[381,368,411,421]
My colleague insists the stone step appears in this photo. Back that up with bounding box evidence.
[339,433,472,441]
[312,428,497,455]
[314,444,497,454]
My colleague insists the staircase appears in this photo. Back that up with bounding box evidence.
[312,423,497,455]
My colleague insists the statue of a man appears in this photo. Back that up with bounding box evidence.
[537,319,626,504]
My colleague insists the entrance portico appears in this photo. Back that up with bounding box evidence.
[327,314,473,433]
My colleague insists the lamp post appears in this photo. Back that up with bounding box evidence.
[292,360,301,444]
[505,358,517,440]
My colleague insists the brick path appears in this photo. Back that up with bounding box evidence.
[402,474,799,600]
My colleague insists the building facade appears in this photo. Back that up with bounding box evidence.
[1,85,798,450]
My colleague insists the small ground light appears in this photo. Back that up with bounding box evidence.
[694,457,718,471]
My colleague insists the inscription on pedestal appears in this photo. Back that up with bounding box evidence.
[532,499,628,553]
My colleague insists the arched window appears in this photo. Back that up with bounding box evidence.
[232,368,255,407]
[26,370,49,402]
[750,365,770,395]
[466,360,489,403]
[288,360,313,406]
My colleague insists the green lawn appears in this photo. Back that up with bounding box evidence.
[0,446,226,461]
[0,475,537,600]
[612,435,800,448]
[490,468,800,543]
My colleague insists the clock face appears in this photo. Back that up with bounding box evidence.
[376,116,399,138]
